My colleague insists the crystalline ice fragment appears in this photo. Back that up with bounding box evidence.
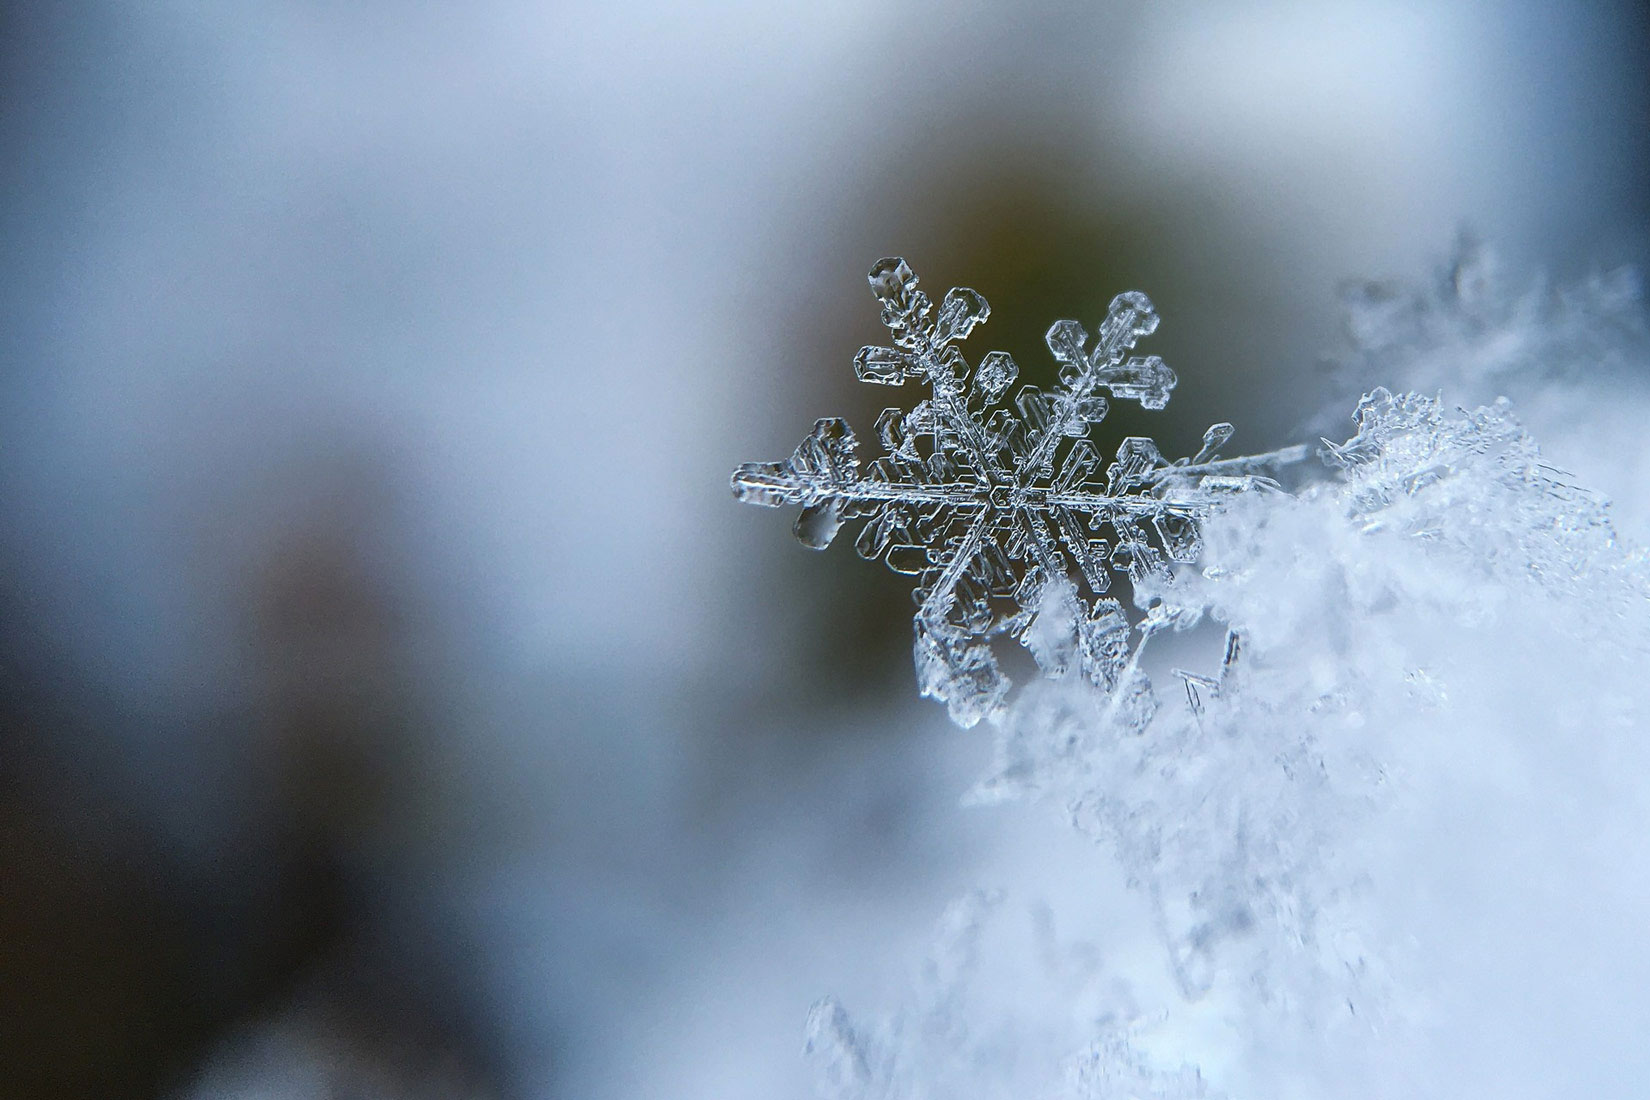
[731,417,860,508]
[886,544,929,575]
[904,400,937,440]
[1045,319,1090,383]
[854,505,899,561]
[794,499,845,549]
[1193,422,1235,464]
[1152,509,1202,562]
[1109,437,1165,493]
[1074,394,1110,424]
[974,349,1019,405]
[931,286,990,346]
[874,407,904,454]
[854,344,911,385]
[1104,355,1177,410]
[1055,439,1100,491]
[798,417,858,477]
[868,256,932,341]
[729,461,793,507]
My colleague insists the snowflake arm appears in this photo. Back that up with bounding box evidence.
[732,258,1306,726]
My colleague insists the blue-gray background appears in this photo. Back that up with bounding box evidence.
[2,3,1646,1096]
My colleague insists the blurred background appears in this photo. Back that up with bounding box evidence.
[2,2,1647,1096]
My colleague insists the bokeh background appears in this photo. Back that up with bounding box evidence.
[3,2,1647,1097]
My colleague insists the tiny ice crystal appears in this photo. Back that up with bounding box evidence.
[733,258,1308,725]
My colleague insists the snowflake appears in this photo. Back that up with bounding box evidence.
[732,258,1306,726]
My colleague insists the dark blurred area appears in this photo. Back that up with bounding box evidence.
[2,2,1647,1097]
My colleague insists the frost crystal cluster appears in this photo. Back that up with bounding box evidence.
[1331,236,1645,410]
[1327,236,1650,527]
[732,259,1304,725]
[742,252,1650,1099]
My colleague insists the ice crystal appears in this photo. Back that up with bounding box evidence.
[809,383,1650,1099]
[771,250,1650,1099]
[1323,237,1650,529]
[732,258,1306,725]
[1330,236,1645,409]
[805,891,1222,1100]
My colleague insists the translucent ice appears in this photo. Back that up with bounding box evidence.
[754,249,1650,1100]
[732,259,1306,725]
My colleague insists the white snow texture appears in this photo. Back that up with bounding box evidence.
[799,245,1650,1099]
